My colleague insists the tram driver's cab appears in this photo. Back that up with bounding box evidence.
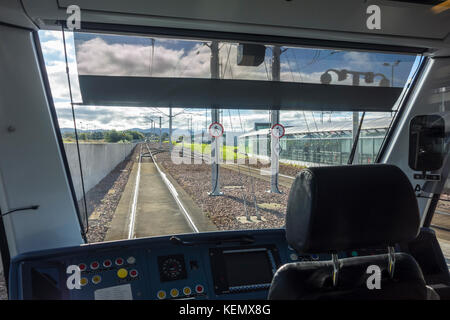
[0,1,449,301]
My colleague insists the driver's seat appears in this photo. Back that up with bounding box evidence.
[268,164,438,300]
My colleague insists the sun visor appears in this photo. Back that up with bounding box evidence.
[78,75,402,111]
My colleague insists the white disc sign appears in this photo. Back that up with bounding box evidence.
[271,123,285,138]
[209,122,224,138]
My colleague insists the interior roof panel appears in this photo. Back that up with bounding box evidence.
[15,0,450,56]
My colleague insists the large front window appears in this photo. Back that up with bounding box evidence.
[38,30,422,242]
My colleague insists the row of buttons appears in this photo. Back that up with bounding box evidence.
[78,256,136,271]
[80,275,102,286]
[157,284,204,299]
[79,268,139,287]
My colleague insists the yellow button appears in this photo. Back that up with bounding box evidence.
[170,288,179,297]
[183,287,191,295]
[157,290,166,300]
[117,268,128,279]
[80,277,88,286]
[92,275,102,284]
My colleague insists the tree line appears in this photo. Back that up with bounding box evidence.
[62,130,145,143]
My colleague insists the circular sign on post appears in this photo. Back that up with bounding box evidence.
[271,123,285,138]
[209,122,224,138]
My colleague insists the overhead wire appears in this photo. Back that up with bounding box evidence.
[61,25,89,237]
[221,43,232,79]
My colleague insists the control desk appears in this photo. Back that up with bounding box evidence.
[8,229,386,300]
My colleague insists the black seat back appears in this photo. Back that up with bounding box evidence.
[269,253,427,300]
[269,164,428,300]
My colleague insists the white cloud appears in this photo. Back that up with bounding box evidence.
[75,37,211,77]
[45,61,82,102]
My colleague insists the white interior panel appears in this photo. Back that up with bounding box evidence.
[0,24,84,257]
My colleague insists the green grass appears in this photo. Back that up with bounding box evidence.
[175,142,247,161]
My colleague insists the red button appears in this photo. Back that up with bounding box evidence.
[78,263,86,271]
[130,269,138,278]
[195,285,204,293]
[115,258,123,266]
[103,260,112,267]
[90,262,99,270]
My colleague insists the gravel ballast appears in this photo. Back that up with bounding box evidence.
[153,145,289,231]
[85,146,139,243]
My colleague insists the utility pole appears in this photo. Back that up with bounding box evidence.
[190,115,193,144]
[210,40,221,195]
[159,116,162,148]
[204,109,208,145]
[270,46,282,193]
[352,112,359,164]
[383,60,400,88]
[151,119,155,143]
[169,107,173,152]
[351,74,360,164]
[188,117,191,139]
[186,117,190,153]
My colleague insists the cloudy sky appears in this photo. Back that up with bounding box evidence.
[38,30,420,133]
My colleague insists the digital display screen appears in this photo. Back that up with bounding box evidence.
[223,250,273,287]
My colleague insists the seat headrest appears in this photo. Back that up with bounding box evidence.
[286,164,420,253]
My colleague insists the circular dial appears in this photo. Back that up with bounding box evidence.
[161,257,183,280]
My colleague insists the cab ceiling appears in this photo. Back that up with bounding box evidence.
[9,0,450,56]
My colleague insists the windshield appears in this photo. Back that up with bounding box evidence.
[38,30,422,243]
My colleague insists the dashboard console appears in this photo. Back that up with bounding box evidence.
[8,229,385,300]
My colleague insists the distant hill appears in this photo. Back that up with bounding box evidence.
[60,127,173,134]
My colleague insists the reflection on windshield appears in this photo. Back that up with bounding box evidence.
[73,33,416,87]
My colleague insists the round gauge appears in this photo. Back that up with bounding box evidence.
[162,258,182,279]
[158,254,187,282]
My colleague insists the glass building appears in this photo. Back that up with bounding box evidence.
[238,116,392,166]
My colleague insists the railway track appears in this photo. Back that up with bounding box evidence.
[125,143,200,239]
[432,209,450,233]
[144,143,200,233]
[436,210,450,217]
